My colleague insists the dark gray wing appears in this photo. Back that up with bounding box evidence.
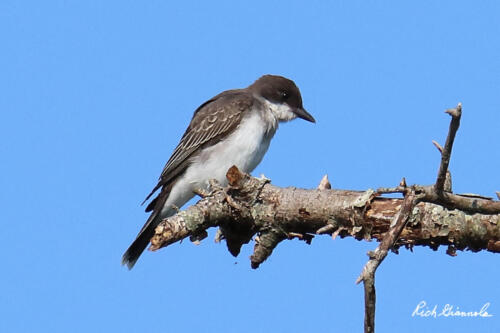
[142,90,254,209]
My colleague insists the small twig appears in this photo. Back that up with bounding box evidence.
[250,230,285,269]
[288,232,305,239]
[192,187,211,198]
[432,140,453,192]
[214,229,224,243]
[317,174,332,190]
[331,227,343,240]
[399,177,407,187]
[287,232,314,244]
[375,186,406,195]
[446,244,457,257]
[435,103,462,193]
[316,224,336,235]
[356,190,417,333]
[417,185,500,214]
[432,140,443,153]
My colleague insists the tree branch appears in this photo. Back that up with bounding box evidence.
[356,190,418,333]
[435,103,461,193]
[146,103,500,333]
[149,169,500,258]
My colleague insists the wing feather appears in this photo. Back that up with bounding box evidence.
[141,90,253,205]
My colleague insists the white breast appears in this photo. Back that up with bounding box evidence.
[192,110,275,183]
[160,109,276,217]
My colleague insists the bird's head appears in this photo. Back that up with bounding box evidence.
[249,75,316,123]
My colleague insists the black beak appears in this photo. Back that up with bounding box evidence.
[294,107,316,123]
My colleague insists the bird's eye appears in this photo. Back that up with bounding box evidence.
[280,91,289,100]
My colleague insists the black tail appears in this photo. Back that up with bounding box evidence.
[123,181,175,269]
[121,212,161,270]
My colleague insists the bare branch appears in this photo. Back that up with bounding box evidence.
[356,190,417,333]
[356,191,417,284]
[149,170,500,258]
[417,185,500,214]
[435,103,462,193]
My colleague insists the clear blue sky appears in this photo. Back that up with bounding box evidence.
[1,1,498,332]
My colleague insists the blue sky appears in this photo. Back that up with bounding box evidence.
[1,1,499,332]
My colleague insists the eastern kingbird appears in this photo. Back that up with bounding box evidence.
[122,75,315,269]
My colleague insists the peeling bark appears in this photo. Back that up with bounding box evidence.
[150,169,500,264]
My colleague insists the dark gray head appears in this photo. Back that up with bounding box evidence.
[249,75,315,123]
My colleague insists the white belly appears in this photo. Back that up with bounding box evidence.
[160,112,275,217]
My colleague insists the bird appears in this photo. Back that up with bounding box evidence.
[122,74,315,269]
